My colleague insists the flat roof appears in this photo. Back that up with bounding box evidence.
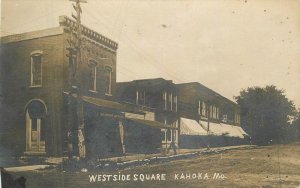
[1,27,64,44]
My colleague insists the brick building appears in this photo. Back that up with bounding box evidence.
[0,15,126,158]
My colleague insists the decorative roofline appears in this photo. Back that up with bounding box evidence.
[59,15,118,51]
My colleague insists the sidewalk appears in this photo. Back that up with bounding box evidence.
[100,145,255,163]
[4,165,51,172]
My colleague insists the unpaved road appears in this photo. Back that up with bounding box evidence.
[9,143,300,188]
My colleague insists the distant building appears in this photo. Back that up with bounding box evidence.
[176,82,247,148]
[177,82,241,125]
[117,78,179,153]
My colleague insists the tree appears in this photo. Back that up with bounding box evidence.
[235,85,297,145]
[292,110,300,139]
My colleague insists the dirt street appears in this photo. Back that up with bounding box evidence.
[9,143,300,188]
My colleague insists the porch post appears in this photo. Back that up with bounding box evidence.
[119,121,126,154]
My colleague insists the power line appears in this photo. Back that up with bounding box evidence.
[3,6,67,35]
[82,7,186,84]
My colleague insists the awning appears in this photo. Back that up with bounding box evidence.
[180,118,207,135]
[82,96,144,114]
[199,120,223,136]
[235,126,248,136]
[127,117,178,130]
[220,123,245,138]
[199,120,247,138]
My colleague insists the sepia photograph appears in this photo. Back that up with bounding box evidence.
[0,0,300,187]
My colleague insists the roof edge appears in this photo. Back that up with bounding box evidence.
[1,27,64,44]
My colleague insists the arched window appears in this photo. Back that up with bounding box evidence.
[88,60,97,92]
[25,99,47,153]
[104,66,112,95]
[30,51,43,87]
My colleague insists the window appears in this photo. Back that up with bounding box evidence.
[173,96,178,112]
[223,115,228,122]
[30,53,42,87]
[104,66,112,95]
[235,113,240,124]
[198,100,201,115]
[166,129,172,142]
[216,107,219,119]
[89,61,97,92]
[202,101,206,117]
[172,120,178,128]
[163,91,167,110]
[136,90,145,105]
[161,129,167,142]
[169,93,173,110]
[213,106,217,119]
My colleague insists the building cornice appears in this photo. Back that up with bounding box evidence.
[59,15,118,51]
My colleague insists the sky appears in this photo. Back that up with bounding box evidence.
[1,0,300,107]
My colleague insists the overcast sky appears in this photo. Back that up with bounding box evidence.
[1,0,300,107]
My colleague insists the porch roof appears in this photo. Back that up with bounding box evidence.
[82,96,144,115]
[126,118,178,130]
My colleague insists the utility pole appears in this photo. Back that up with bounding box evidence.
[67,0,87,159]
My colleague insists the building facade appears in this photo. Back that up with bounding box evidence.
[117,78,179,153]
[0,15,120,157]
[176,82,247,148]
[177,82,241,126]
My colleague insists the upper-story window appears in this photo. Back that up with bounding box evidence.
[173,96,178,112]
[136,90,145,105]
[104,66,112,95]
[201,101,206,117]
[210,105,213,119]
[163,91,167,110]
[30,51,43,87]
[163,91,175,111]
[89,61,97,92]
[198,100,201,115]
[235,113,240,124]
[211,105,219,119]
[168,93,173,110]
